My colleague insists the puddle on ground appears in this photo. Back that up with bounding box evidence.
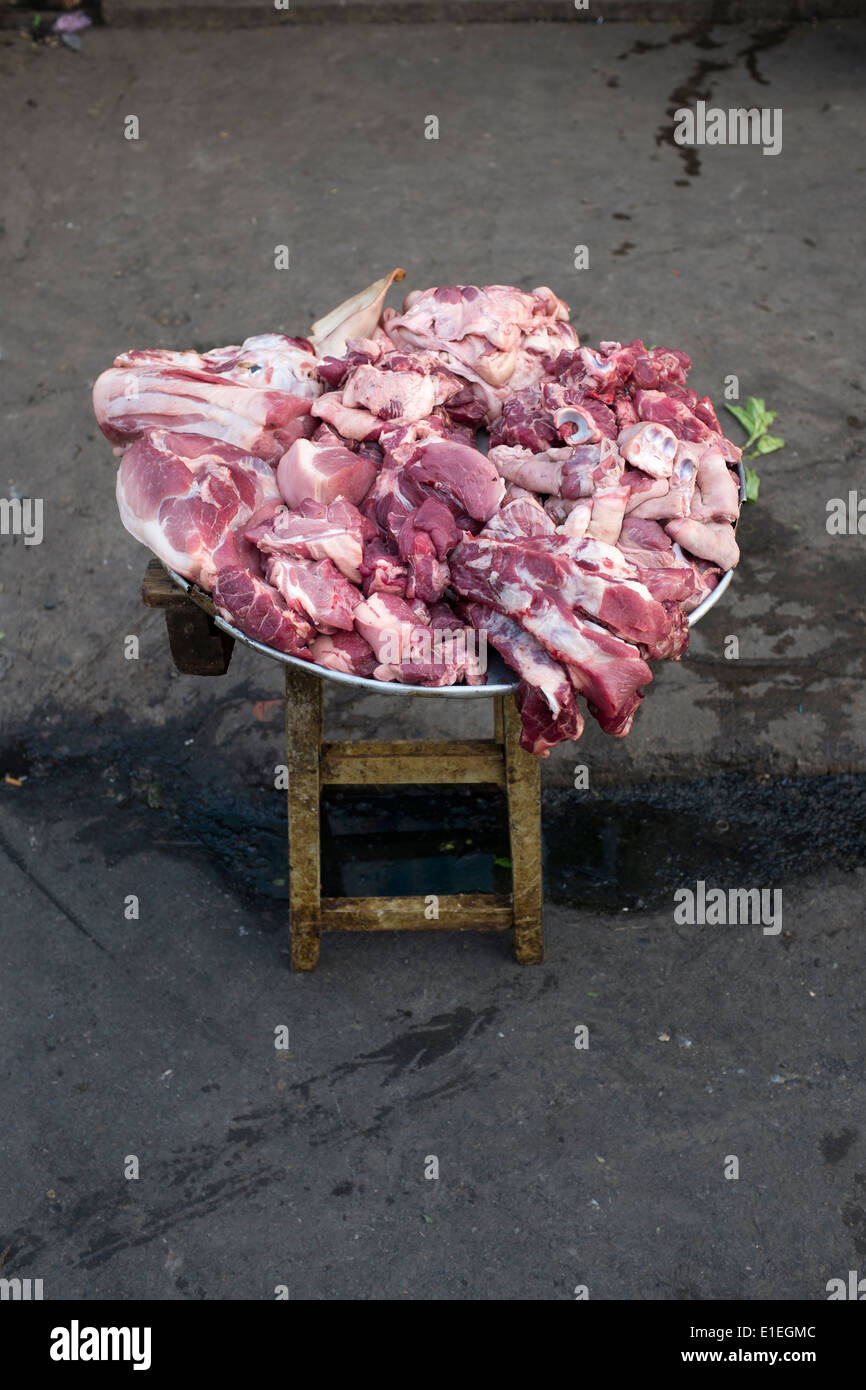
[3,715,863,917]
[9,753,859,917]
[319,776,865,915]
[544,774,866,911]
[614,24,792,182]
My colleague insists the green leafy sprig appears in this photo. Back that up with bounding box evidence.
[724,396,785,503]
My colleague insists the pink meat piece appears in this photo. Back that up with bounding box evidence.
[115,335,320,395]
[624,344,691,391]
[246,497,371,583]
[545,339,690,402]
[277,414,318,453]
[362,465,423,542]
[619,517,672,551]
[212,567,315,658]
[403,437,505,524]
[632,388,742,464]
[544,343,630,402]
[193,334,319,392]
[397,495,462,603]
[426,599,488,685]
[544,497,593,533]
[693,396,722,432]
[383,284,578,420]
[561,441,624,500]
[94,337,320,461]
[353,592,425,660]
[487,438,622,501]
[310,391,383,442]
[354,592,461,686]
[276,437,378,509]
[488,444,572,495]
[556,500,592,538]
[426,598,459,629]
[489,387,560,454]
[459,600,584,754]
[379,415,475,466]
[311,349,469,443]
[310,630,378,677]
[482,495,555,540]
[317,345,378,392]
[341,355,462,420]
[553,397,618,445]
[361,466,462,600]
[587,485,630,546]
[664,383,700,411]
[491,381,617,454]
[665,518,741,570]
[617,421,678,479]
[681,557,723,614]
[623,468,670,513]
[449,540,653,734]
[613,389,639,430]
[264,554,360,633]
[116,428,282,589]
[398,496,462,561]
[629,452,698,522]
[517,532,639,580]
[453,535,685,661]
[689,448,741,524]
[617,517,697,604]
[359,536,410,597]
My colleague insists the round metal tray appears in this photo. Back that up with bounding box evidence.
[166,463,744,695]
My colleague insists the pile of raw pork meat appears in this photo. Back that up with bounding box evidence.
[94,269,743,756]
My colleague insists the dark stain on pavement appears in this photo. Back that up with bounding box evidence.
[821,1129,858,1164]
[624,26,795,183]
[0,1003,496,1275]
[842,1174,866,1257]
[332,1006,498,1084]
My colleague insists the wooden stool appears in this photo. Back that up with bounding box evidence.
[142,558,544,970]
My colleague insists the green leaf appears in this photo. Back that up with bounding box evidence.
[751,397,776,425]
[747,433,784,458]
[494,855,512,869]
[727,395,784,468]
[744,467,761,502]
[724,402,754,433]
[422,1214,433,1225]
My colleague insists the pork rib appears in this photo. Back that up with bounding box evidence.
[449,539,652,735]
[459,601,584,755]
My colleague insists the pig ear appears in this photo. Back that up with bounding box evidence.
[309,268,406,358]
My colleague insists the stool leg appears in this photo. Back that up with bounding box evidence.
[285,667,323,972]
[503,693,544,965]
[493,693,505,744]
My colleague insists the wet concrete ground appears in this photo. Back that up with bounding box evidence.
[1,18,865,1299]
